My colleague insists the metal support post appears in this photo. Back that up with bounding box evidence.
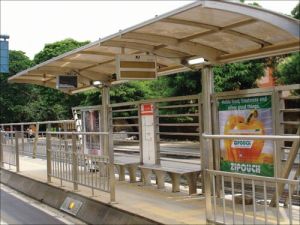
[33,122,39,158]
[15,132,20,172]
[102,85,116,202]
[10,125,13,144]
[154,103,160,165]
[273,90,283,178]
[63,123,68,151]
[21,124,24,154]
[72,133,78,191]
[201,66,214,221]
[0,132,3,167]
[138,104,143,165]
[46,132,52,183]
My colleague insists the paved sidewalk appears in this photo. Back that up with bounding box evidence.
[2,156,207,224]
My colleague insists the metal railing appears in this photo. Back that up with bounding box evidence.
[203,133,300,225]
[206,169,299,225]
[46,131,111,194]
[110,102,141,157]
[0,131,20,172]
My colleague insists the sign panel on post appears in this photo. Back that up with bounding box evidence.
[141,103,156,165]
[218,95,274,177]
[116,55,157,80]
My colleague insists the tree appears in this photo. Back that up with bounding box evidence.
[291,3,299,19]
[22,38,91,121]
[34,38,90,64]
[273,3,300,85]
[274,53,300,85]
[213,60,265,92]
[0,51,33,122]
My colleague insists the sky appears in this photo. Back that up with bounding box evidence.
[1,0,298,59]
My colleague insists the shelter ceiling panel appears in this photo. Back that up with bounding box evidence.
[80,70,111,81]
[135,21,209,39]
[63,54,113,63]
[87,63,116,74]
[82,44,121,57]
[192,31,261,54]
[155,56,182,67]
[170,7,250,27]
[51,61,94,69]
[112,36,162,47]
[232,21,299,44]
[14,76,46,81]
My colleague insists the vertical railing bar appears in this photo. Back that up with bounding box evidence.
[212,174,217,222]
[91,157,94,196]
[221,175,226,224]
[252,180,256,224]
[231,177,236,225]
[60,142,63,186]
[15,132,20,172]
[263,181,267,225]
[241,178,245,224]
[276,182,280,225]
[288,184,293,225]
[46,132,51,183]
[81,153,84,185]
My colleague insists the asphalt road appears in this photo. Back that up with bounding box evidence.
[0,189,66,225]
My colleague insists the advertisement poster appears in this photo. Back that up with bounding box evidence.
[84,110,102,155]
[218,95,274,177]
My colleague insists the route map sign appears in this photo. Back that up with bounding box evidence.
[218,95,274,177]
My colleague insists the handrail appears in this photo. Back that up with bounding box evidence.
[202,133,300,141]
[206,169,299,185]
[46,131,109,135]
[0,120,75,126]
[1,131,109,135]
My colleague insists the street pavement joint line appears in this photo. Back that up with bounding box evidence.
[0,184,78,225]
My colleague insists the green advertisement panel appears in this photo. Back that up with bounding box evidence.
[218,95,274,177]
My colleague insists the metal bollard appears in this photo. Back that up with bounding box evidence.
[46,132,52,183]
[72,133,78,191]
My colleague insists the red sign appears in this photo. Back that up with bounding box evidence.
[141,103,154,116]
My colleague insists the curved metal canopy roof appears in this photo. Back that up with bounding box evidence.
[8,0,300,94]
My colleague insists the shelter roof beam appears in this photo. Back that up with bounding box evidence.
[163,18,270,46]
[218,40,299,63]
[80,51,116,57]
[122,32,225,61]
[102,40,189,58]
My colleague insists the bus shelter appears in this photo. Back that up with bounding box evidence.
[7,1,300,223]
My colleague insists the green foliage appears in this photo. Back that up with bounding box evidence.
[213,60,264,92]
[274,53,300,85]
[24,38,91,121]
[0,51,33,122]
[291,3,300,19]
[34,38,90,64]
[0,39,90,123]
[110,81,152,103]
[151,71,201,97]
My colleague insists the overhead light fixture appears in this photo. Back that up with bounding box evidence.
[92,80,102,86]
[188,57,206,65]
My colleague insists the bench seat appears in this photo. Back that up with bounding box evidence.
[114,155,140,182]
[139,164,201,195]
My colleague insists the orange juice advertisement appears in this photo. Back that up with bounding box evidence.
[218,95,274,177]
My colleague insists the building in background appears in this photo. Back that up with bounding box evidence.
[257,67,276,88]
